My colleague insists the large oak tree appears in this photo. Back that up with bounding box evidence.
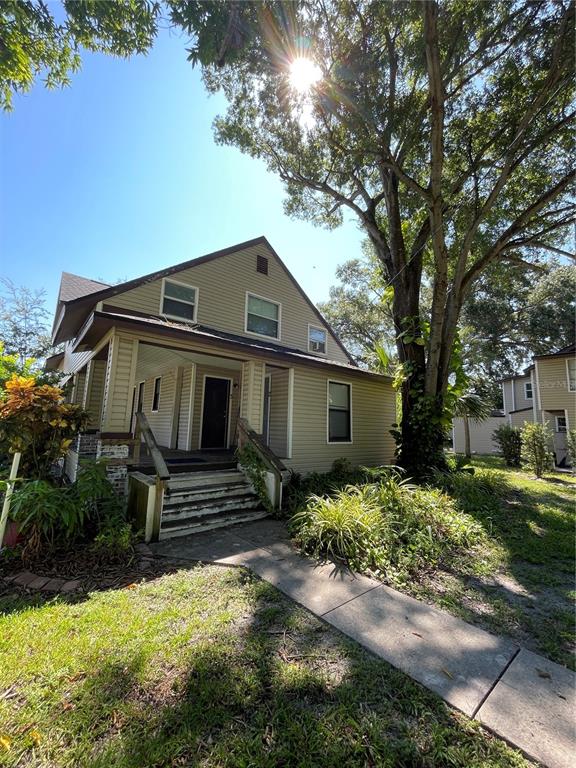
[3,0,574,473]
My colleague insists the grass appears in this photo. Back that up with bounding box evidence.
[412,456,576,669]
[0,565,530,768]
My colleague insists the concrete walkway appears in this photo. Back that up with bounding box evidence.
[152,519,576,768]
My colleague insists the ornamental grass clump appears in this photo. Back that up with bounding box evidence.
[290,471,484,582]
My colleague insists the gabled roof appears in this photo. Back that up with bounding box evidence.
[533,343,575,361]
[58,272,110,302]
[52,236,355,364]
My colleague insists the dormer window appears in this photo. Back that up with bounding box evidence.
[308,325,327,355]
[161,279,197,321]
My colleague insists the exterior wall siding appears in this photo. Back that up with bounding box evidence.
[268,368,289,458]
[85,359,106,428]
[537,358,575,429]
[513,375,534,411]
[107,243,349,363]
[286,367,395,475]
[509,410,533,429]
[452,416,506,454]
[177,367,194,450]
[140,368,177,448]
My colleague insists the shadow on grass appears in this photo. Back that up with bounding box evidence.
[22,567,524,768]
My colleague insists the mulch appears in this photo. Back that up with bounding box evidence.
[0,543,193,598]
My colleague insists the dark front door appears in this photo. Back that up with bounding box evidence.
[201,377,230,449]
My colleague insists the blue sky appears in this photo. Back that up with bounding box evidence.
[0,27,363,319]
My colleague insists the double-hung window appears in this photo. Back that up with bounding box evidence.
[328,381,351,443]
[309,325,327,355]
[246,294,280,339]
[161,279,197,321]
[524,381,533,400]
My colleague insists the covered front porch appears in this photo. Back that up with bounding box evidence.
[66,328,293,490]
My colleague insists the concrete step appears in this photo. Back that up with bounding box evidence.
[159,507,269,539]
[162,494,261,522]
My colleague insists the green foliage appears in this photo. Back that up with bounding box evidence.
[567,429,576,472]
[9,460,126,560]
[0,341,34,391]
[432,467,510,514]
[0,0,159,110]
[291,472,484,583]
[235,442,273,513]
[520,422,554,478]
[493,424,522,467]
[284,458,370,513]
[91,521,134,563]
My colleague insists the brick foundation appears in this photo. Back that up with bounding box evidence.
[97,441,130,496]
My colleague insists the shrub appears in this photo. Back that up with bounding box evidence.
[9,460,127,560]
[0,375,89,479]
[492,424,522,467]
[284,459,379,514]
[290,471,484,582]
[521,422,554,477]
[567,429,576,472]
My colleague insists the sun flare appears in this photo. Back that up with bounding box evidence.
[289,57,322,93]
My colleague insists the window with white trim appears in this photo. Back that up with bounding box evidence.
[556,415,567,433]
[328,381,351,442]
[152,377,161,412]
[246,294,279,338]
[567,359,576,392]
[309,325,327,354]
[524,381,533,400]
[161,279,197,321]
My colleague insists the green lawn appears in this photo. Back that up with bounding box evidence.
[409,456,575,669]
[0,565,530,768]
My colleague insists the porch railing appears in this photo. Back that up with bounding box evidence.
[236,417,286,509]
[134,411,170,540]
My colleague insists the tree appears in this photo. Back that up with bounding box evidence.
[0,278,52,366]
[317,244,396,367]
[452,392,492,460]
[2,1,574,474]
[322,248,575,406]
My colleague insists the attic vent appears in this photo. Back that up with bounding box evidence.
[256,254,269,275]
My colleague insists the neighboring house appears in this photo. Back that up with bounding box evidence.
[46,237,395,539]
[452,411,506,455]
[501,343,575,466]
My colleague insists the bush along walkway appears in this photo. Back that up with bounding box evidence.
[154,519,576,768]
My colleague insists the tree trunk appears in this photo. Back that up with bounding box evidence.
[463,415,471,459]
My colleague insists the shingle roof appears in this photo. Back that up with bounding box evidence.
[75,310,391,382]
[58,272,110,303]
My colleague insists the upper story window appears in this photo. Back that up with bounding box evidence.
[567,359,576,392]
[524,381,533,400]
[309,325,327,355]
[328,380,352,443]
[245,293,280,339]
[161,279,197,321]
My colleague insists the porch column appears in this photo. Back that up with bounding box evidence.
[83,358,107,429]
[240,360,266,434]
[100,333,139,434]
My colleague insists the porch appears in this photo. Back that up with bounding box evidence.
[66,330,290,539]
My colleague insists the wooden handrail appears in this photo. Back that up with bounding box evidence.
[135,411,170,480]
[236,417,286,487]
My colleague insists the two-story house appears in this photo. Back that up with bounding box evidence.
[46,237,395,540]
[501,343,575,466]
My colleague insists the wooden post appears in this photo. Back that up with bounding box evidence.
[152,477,164,542]
[0,452,21,550]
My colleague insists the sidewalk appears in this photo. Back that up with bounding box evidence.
[153,519,576,768]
